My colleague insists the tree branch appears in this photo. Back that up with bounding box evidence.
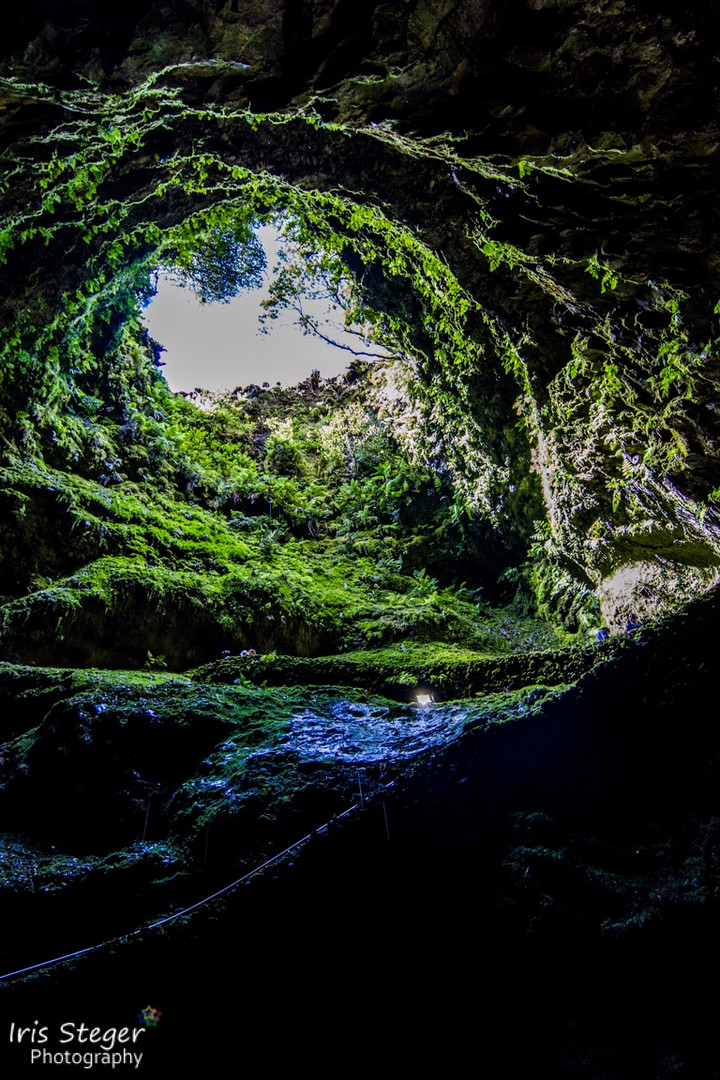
[290,301,392,360]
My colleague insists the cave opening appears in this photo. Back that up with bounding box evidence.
[1,57,716,675]
[142,218,386,392]
[0,161,553,671]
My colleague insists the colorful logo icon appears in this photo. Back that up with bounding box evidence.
[137,1006,162,1027]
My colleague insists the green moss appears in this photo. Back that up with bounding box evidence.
[196,633,597,703]
[0,360,557,667]
[0,40,717,666]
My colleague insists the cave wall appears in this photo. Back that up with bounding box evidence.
[1,0,720,627]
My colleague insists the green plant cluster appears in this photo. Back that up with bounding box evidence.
[0,353,550,667]
[0,68,560,664]
[2,59,717,650]
[0,69,535,535]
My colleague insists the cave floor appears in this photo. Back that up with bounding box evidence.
[1,599,720,1077]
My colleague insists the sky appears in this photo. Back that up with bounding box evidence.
[141,225,365,393]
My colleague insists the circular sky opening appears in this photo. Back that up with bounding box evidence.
[142,223,387,393]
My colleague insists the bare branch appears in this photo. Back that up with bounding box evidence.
[294,304,393,360]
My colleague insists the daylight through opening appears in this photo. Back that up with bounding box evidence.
[142,217,393,393]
